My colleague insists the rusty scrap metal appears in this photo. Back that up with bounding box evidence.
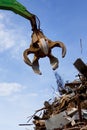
[74,58,87,78]
[20,58,87,130]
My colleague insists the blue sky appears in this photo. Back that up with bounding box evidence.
[0,0,87,130]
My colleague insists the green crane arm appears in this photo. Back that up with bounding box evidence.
[0,0,38,30]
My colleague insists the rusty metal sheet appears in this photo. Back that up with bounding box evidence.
[73,58,87,78]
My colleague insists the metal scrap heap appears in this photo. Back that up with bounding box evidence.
[19,58,87,130]
[30,58,87,130]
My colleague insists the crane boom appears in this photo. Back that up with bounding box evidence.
[0,0,38,30]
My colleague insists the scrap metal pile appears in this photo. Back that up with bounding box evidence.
[25,58,87,130]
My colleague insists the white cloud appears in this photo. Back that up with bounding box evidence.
[0,12,27,56]
[0,29,15,52]
[0,13,14,51]
[0,13,4,20]
[0,82,24,96]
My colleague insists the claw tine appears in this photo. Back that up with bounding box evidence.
[32,62,42,75]
[49,54,59,70]
[32,69,42,75]
[32,58,42,75]
[23,49,32,66]
[55,41,66,58]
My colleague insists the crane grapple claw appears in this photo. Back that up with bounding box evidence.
[23,30,66,75]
